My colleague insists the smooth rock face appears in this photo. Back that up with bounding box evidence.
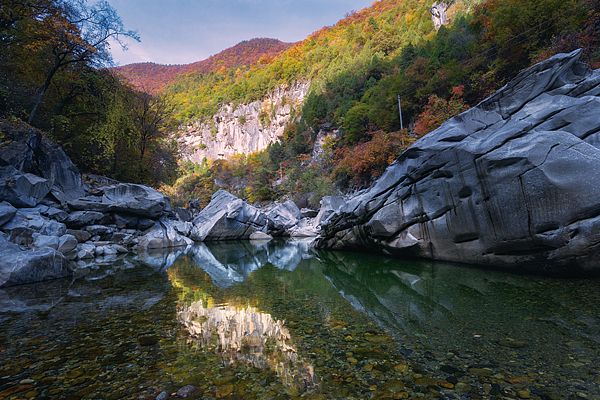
[264,200,301,235]
[0,166,51,207]
[317,50,600,274]
[135,219,193,250]
[190,190,269,241]
[0,236,71,288]
[0,120,85,202]
[68,183,170,218]
[65,211,105,228]
[0,201,17,226]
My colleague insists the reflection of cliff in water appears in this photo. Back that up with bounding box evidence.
[179,301,317,391]
[190,240,314,287]
[319,251,600,380]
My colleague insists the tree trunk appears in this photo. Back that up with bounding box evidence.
[28,64,59,124]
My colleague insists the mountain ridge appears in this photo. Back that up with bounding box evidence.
[113,38,293,94]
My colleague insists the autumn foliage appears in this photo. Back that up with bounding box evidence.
[113,38,292,94]
[333,131,413,189]
[414,85,469,136]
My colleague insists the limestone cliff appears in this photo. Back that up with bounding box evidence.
[178,81,310,162]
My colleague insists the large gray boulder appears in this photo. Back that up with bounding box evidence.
[68,183,170,219]
[0,120,85,202]
[3,208,67,236]
[135,219,193,250]
[316,50,600,274]
[0,166,51,207]
[190,190,269,241]
[0,235,71,287]
[65,211,105,228]
[263,200,301,235]
[0,201,16,226]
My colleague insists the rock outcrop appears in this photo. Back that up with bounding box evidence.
[0,120,85,202]
[190,190,270,241]
[178,81,310,162]
[68,183,170,219]
[0,235,71,288]
[316,50,600,274]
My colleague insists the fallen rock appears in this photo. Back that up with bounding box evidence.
[0,166,51,207]
[67,229,91,243]
[65,211,105,228]
[301,208,318,218]
[32,233,60,250]
[0,235,71,287]
[0,120,85,202]
[3,209,66,236]
[135,219,193,250]
[289,218,320,238]
[176,385,197,398]
[57,234,78,254]
[190,190,269,241]
[264,200,301,235]
[316,50,600,274]
[0,201,17,226]
[249,231,273,241]
[68,183,170,219]
[84,225,114,237]
[76,243,96,259]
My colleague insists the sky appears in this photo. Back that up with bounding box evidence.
[108,0,374,66]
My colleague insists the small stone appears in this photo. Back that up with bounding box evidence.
[517,389,531,399]
[215,384,233,398]
[439,381,454,389]
[176,385,197,398]
[138,335,159,346]
[19,379,35,385]
[156,391,169,400]
[394,363,409,373]
[498,337,528,349]
[468,367,493,377]
[455,382,470,393]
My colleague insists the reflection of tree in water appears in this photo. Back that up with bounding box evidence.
[179,301,318,392]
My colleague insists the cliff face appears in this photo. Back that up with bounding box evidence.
[316,50,600,275]
[178,81,310,162]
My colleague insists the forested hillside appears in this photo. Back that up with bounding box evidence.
[113,38,292,94]
[0,0,177,185]
[162,0,600,207]
[2,0,598,208]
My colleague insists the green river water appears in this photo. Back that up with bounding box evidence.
[0,240,599,399]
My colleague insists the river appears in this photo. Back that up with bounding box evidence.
[1,240,598,399]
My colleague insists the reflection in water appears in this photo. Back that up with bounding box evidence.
[1,239,600,399]
[190,239,314,287]
[179,301,317,391]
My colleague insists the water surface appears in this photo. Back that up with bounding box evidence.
[1,240,599,399]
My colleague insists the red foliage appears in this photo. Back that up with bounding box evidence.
[112,38,292,94]
[413,86,469,137]
[333,131,412,188]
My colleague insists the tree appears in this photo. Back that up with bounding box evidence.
[132,92,174,179]
[414,85,468,136]
[27,0,139,123]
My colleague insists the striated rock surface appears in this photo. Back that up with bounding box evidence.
[178,81,310,162]
[316,50,600,274]
[0,120,85,202]
[190,190,269,241]
[0,235,71,288]
[263,200,301,235]
[68,183,170,219]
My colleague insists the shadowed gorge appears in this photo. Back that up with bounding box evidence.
[1,0,600,398]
